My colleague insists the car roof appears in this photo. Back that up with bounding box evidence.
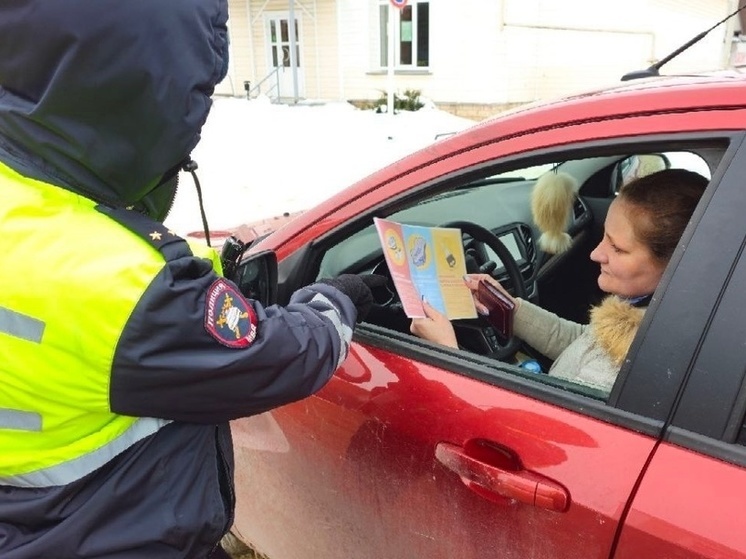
[471,71,746,133]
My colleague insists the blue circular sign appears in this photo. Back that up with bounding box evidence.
[390,0,408,8]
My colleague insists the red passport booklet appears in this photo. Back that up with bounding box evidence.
[476,279,516,340]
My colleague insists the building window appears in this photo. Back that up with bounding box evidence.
[269,18,300,68]
[379,1,429,68]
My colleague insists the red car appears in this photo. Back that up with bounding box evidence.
[228,72,746,559]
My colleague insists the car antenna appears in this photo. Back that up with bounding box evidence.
[621,3,746,81]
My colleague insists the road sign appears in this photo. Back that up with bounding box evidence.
[390,0,408,9]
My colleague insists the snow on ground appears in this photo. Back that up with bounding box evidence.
[164,95,479,237]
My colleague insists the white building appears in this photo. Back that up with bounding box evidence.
[218,0,740,118]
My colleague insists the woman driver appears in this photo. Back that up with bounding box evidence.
[411,168,708,393]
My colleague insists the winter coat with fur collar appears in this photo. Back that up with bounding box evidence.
[514,296,646,393]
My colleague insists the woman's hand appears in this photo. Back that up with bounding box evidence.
[410,300,459,348]
[462,274,518,315]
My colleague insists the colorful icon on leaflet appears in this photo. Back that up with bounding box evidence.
[385,229,405,266]
[409,235,428,268]
[444,247,457,268]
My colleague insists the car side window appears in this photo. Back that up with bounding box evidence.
[316,141,725,409]
[613,151,712,193]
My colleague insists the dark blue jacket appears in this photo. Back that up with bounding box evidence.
[0,1,358,557]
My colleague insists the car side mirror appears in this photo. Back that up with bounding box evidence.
[232,249,278,307]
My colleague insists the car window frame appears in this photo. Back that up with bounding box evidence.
[612,132,746,419]
[653,135,746,468]
[289,131,740,436]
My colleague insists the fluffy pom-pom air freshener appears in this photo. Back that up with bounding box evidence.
[531,172,577,254]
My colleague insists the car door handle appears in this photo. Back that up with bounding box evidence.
[435,442,570,512]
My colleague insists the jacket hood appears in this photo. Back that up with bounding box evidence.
[0,0,229,214]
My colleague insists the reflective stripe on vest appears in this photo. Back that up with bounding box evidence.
[0,306,44,343]
[0,416,171,488]
[0,408,42,431]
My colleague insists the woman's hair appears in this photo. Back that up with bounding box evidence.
[618,168,708,262]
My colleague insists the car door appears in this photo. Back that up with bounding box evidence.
[230,145,724,559]
[613,144,746,558]
[231,112,746,557]
[232,339,668,559]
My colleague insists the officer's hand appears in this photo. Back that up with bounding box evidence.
[318,274,388,323]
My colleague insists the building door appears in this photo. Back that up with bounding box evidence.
[265,13,304,100]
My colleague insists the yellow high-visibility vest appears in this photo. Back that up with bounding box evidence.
[0,161,220,487]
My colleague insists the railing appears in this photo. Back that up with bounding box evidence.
[245,66,283,101]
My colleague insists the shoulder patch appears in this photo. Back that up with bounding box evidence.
[204,279,258,348]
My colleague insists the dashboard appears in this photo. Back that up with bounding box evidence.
[316,176,592,309]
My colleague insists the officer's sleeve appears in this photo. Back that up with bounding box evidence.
[109,254,358,423]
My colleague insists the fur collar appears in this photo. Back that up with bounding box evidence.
[590,296,646,366]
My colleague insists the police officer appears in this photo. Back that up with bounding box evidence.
[0,1,381,557]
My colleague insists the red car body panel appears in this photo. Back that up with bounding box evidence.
[616,444,746,558]
[232,346,657,559]
[232,74,746,559]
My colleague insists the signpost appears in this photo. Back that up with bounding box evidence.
[387,0,408,124]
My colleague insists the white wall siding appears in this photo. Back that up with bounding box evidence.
[646,0,733,73]
[215,2,249,97]
[422,0,505,104]
[425,0,730,104]
[497,26,653,103]
[309,1,340,100]
[336,0,374,101]
[224,0,736,108]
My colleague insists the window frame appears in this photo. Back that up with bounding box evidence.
[378,1,430,69]
[292,132,736,436]
[655,135,746,467]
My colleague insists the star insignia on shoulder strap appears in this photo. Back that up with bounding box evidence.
[149,231,163,241]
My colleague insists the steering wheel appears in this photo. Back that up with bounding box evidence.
[442,220,527,361]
